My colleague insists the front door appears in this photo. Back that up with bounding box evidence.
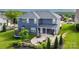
[43,28,46,33]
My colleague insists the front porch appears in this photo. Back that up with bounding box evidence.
[37,27,56,36]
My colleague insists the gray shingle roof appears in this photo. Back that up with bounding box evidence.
[20,12,38,19]
[35,11,56,19]
[19,11,61,19]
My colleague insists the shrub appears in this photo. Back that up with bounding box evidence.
[46,38,51,49]
[19,28,29,40]
[12,40,22,48]
[76,24,79,31]
[53,37,58,49]
[41,42,47,49]
[59,35,63,46]
[27,43,36,48]
[36,44,43,49]
[2,23,6,32]
[36,41,47,49]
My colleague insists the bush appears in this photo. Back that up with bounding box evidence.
[2,23,6,32]
[36,38,51,49]
[41,42,47,49]
[12,40,22,48]
[76,24,79,31]
[36,41,47,49]
[46,38,51,49]
[59,35,63,46]
[19,28,29,40]
[53,37,58,49]
[36,44,43,49]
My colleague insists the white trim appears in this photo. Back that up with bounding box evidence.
[40,27,43,34]
[27,18,29,23]
[33,12,40,19]
[34,18,37,24]
[45,27,47,34]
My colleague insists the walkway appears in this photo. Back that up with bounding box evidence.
[31,34,56,45]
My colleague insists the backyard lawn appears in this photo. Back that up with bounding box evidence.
[60,24,79,49]
[0,24,79,49]
[0,30,35,49]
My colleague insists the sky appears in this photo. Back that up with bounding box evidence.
[17,9,75,12]
[0,9,76,12]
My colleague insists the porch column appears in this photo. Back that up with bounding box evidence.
[40,27,43,34]
[52,28,55,35]
[37,28,39,36]
[45,28,47,34]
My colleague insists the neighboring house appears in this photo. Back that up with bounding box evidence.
[0,15,7,31]
[75,9,79,23]
[18,11,61,35]
[0,13,7,31]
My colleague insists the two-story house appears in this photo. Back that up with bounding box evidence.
[18,11,61,36]
[75,9,79,23]
[0,14,7,31]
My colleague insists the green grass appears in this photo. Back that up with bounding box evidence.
[60,24,79,49]
[0,30,35,49]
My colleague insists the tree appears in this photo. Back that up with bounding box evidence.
[64,16,69,21]
[19,28,29,40]
[2,23,6,32]
[53,37,58,49]
[47,38,51,49]
[5,10,24,26]
[59,35,63,46]
[76,24,79,31]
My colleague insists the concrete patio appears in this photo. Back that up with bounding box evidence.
[31,34,57,45]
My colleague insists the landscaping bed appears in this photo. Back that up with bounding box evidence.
[0,30,35,48]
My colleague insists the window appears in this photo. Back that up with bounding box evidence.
[30,27,36,33]
[22,18,26,23]
[34,18,37,24]
[27,18,29,23]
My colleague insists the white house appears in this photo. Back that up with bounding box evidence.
[0,15,7,31]
[75,9,79,23]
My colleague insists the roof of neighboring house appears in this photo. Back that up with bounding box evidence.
[19,11,61,19]
[0,14,7,23]
[0,18,6,23]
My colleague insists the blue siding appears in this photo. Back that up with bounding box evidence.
[18,18,37,34]
[39,19,52,25]
[18,18,59,35]
[18,18,25,28]
[39,19,53,25]
[18,18,37,27]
